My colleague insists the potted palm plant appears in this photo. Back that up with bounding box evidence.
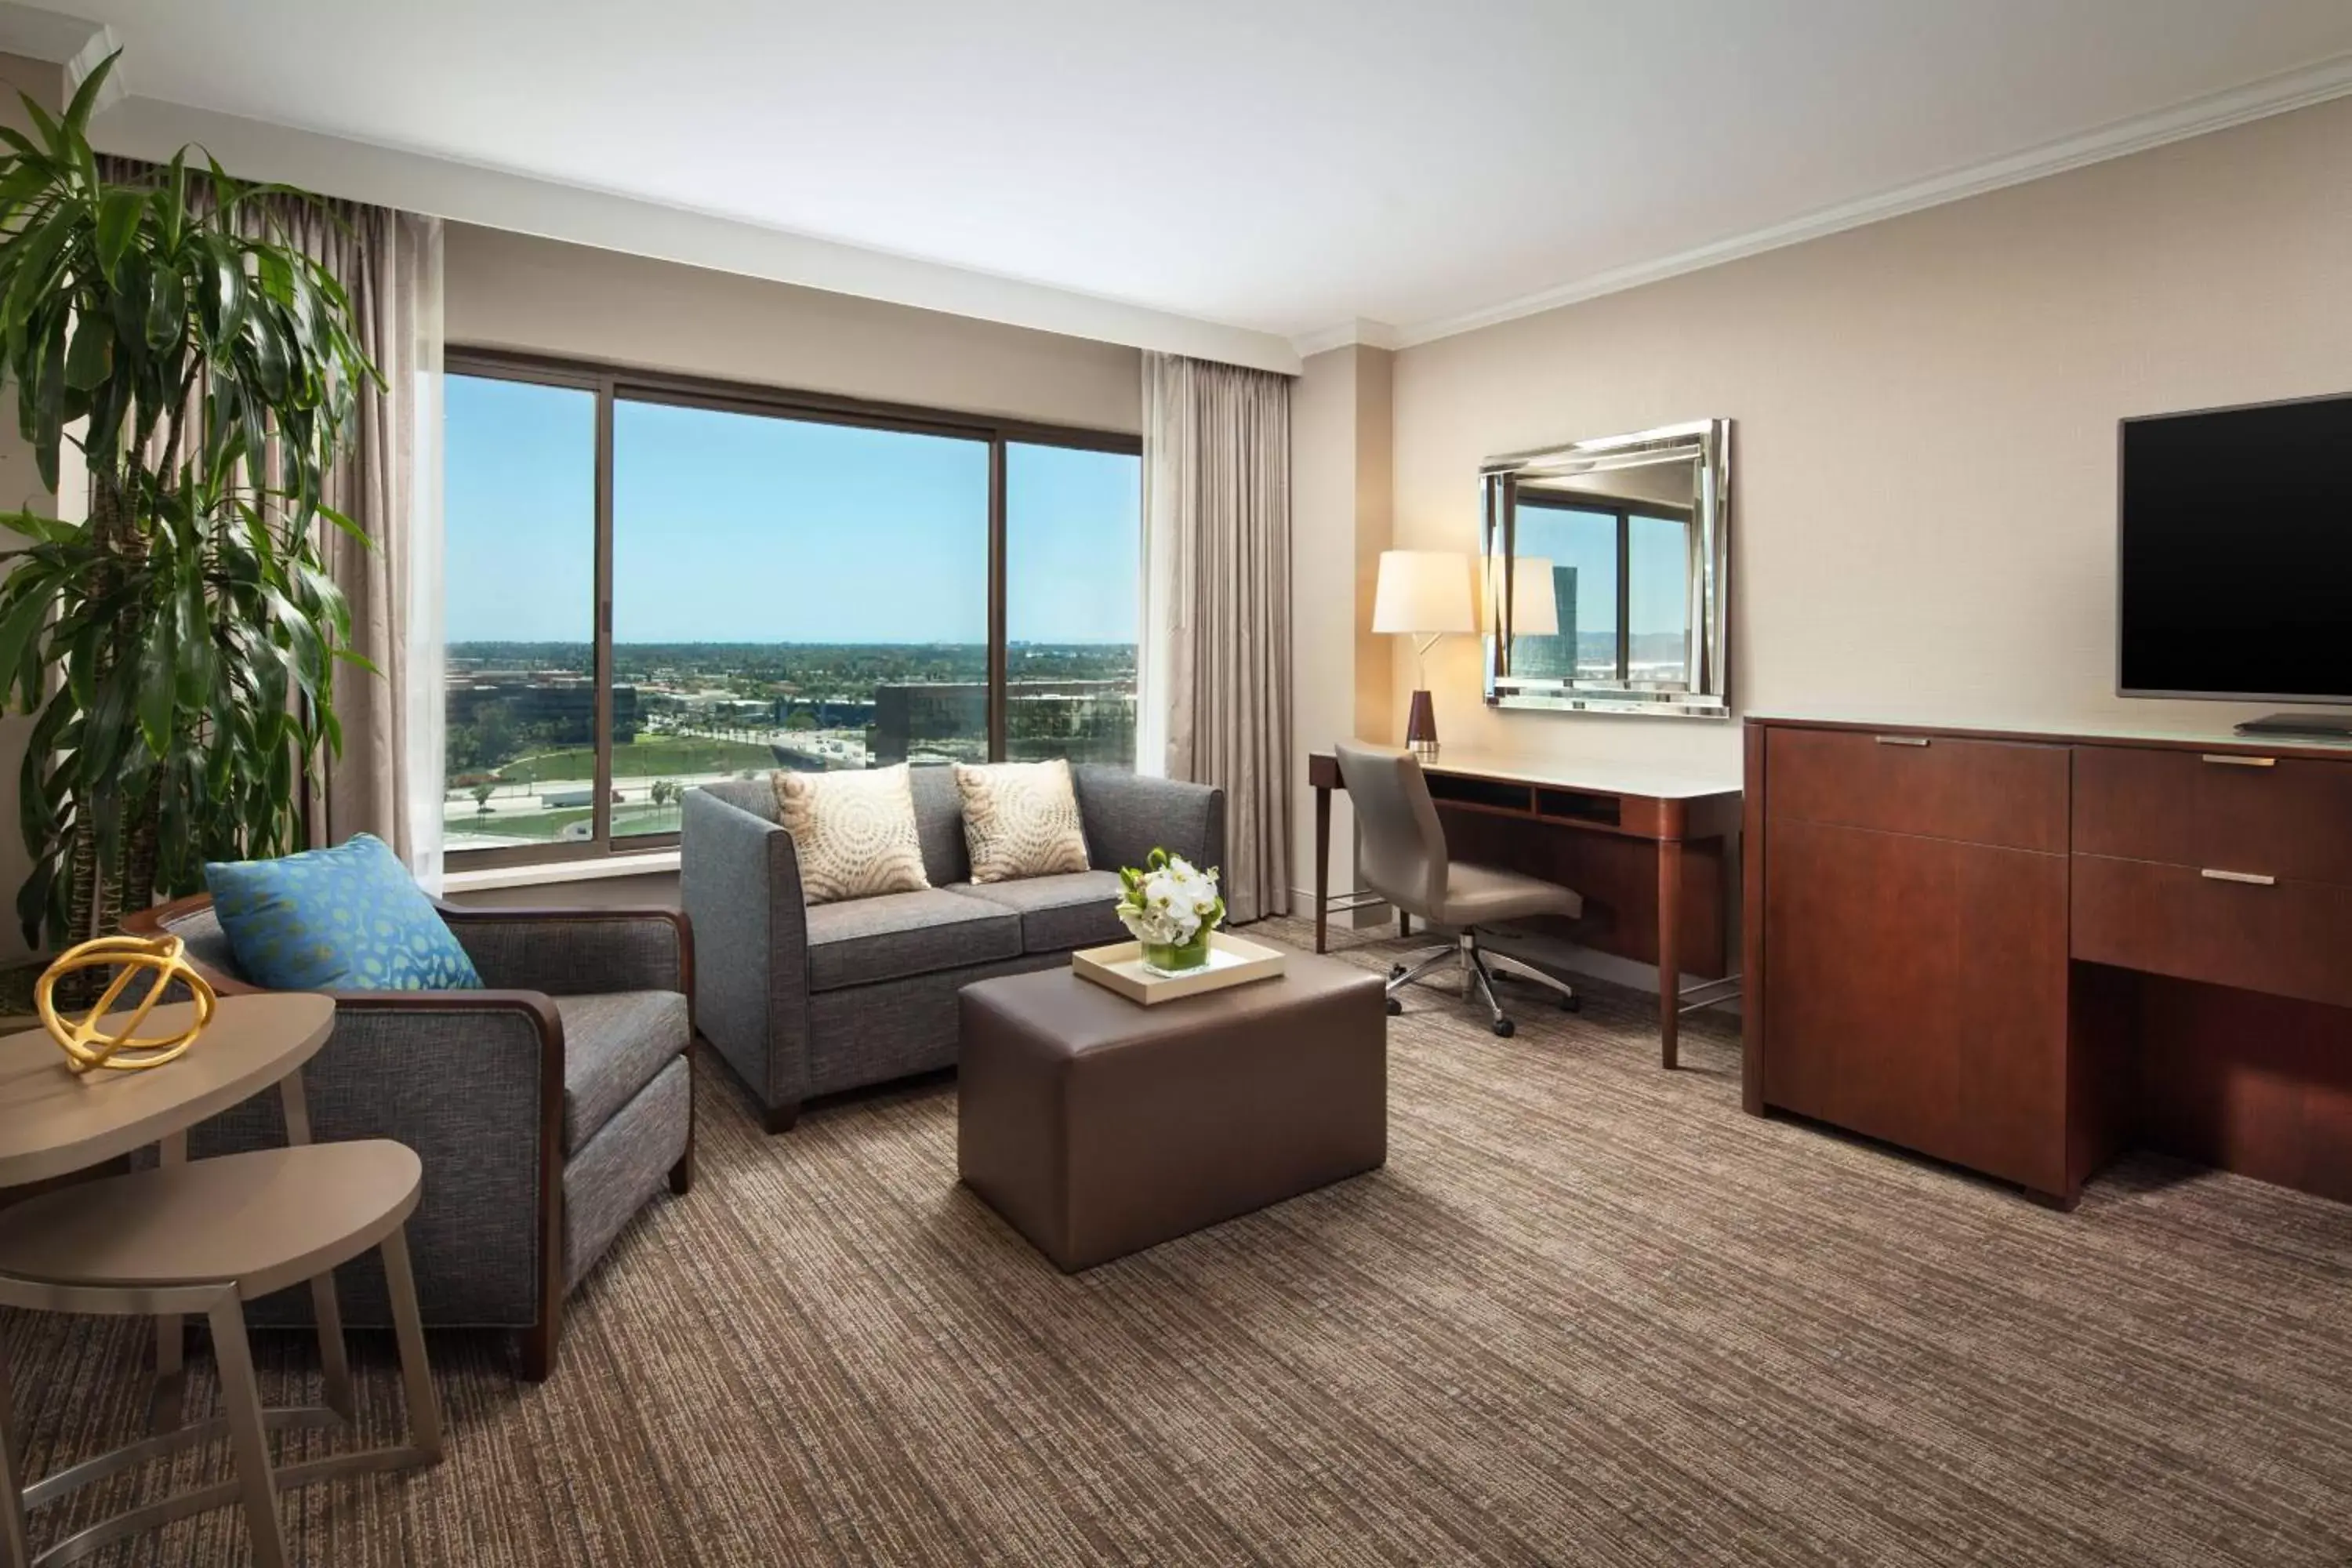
[0,53,380,955]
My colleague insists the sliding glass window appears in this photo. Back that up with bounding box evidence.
[1004,441,1142,765]
[442,372,600,855]
[441,355,1142,866]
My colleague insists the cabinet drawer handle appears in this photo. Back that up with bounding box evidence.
[2201,869,2277,886]
[1874,735,1930,747]
[2201,754,2276,768]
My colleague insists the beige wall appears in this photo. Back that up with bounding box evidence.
[1375,94,2352,783]
[445,223,1142,434]
[0,53,60,964]
[1289,345,1393,903]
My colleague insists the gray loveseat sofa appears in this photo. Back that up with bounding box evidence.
[682,764,1225,1131]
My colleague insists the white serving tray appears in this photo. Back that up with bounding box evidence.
[1071,931,1287,1005]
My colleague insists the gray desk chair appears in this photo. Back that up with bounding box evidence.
[1335,740,1583,1036]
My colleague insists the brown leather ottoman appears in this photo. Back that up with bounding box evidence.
[957,953,1387,1272]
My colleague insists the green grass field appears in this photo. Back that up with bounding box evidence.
[496,735,775,785]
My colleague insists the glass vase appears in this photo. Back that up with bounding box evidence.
[1139,931,1214,978]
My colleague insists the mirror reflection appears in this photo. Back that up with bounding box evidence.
[1481,420,1730,718]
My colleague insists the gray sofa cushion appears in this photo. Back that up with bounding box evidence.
[556,991,690,1152]
[805,887,1020,993]
[948,871,1127,955]
[564,1054,690,1287]
[909,762,971,886]
[699,774,779,822]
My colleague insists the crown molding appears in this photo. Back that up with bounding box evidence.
[62,24,124,114]
[0,2,102,67]
[86,93,1304,376]
[1391,49,2352,350]
[1291,318,1400,358]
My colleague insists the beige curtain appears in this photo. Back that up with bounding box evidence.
[1140,352,1293,923]
[301,209,445,882]
[103,158,448,883]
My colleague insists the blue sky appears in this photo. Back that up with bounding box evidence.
[1514,505,1690,638]
[443,373,1142,645]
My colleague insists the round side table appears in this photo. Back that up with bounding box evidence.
[0,993,443,1568]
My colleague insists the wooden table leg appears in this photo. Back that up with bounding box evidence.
[151,1132,187,1432]
[1658,837,1683,1070]
[1314,785,1331,953]
[280,1073,355,1420]
[208,1294,292,1568]
[0,1342,31,1568]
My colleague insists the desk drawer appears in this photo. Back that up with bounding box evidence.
[1765,727,2068,852]
[2074,746,2352,887]
[2071,853,2352,1010]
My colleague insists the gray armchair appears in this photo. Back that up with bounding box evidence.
[684,763,1225,1131]
[127,894,695,1381]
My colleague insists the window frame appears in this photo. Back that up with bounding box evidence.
[442,347,1143,870]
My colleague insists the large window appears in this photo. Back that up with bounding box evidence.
[1005,441,1141,766]
[441,357,1142,865]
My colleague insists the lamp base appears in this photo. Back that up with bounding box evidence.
[1405,689,1439,761]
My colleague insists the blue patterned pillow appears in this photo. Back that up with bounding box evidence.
[205,833,482,993]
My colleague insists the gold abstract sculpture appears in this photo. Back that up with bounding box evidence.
[36,934,217,1073]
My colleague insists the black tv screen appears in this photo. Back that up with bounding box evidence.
[2119,394,2352,703]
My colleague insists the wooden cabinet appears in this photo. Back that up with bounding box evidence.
[2074,745,2352,885]
[2073,853,2352,1011]
[1764,726,2069,852]
[1761,741,2070,1195]
[1748,719,2352,1208]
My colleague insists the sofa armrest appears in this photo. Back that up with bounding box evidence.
[680,786,813,1113]
[436,904,691,1003]
[1073,765,1227,877]
[176,989,564,1334]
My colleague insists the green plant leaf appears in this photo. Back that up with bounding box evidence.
[93,186,143,284]
[60,52,118,140]
[31,322,64,492]
[62,307,111,390]
[144,263,182,349]
[135,612,176,756]
[0,584,52,703]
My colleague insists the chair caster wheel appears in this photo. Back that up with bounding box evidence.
[1385,996,1403,1016]
[1563,994,1581,1012]
[1492,1018,1515,1038]
[1389,962,1406,978]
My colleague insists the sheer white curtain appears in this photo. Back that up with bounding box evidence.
[400,219,448,892]
[307,210,447,890]
[1139,352,1294,923]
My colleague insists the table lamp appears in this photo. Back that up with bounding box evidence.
[1372,550,1476,760]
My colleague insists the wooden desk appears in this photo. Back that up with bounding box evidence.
[1307,750,1743,1066]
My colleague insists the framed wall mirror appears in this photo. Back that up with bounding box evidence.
[1480,419,1732,719]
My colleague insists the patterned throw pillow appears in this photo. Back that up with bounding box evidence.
[771,764,931,906]
[954,760,1092,884]
[205,833,483,993]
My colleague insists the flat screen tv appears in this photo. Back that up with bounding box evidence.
[2118,393,2352,711]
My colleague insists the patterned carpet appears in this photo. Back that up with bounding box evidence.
[9,916,2352,1566]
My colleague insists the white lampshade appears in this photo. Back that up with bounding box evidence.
[1483,556,1560,637]
[1371,550,1477,636]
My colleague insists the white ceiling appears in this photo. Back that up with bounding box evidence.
[18,0,2352,356]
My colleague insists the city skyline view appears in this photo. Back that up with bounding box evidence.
[442,372,1144,852]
